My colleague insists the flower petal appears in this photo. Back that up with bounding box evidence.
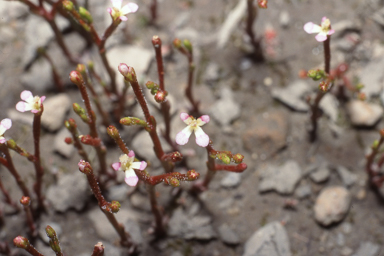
[125,169,139,186]
[131,161,147,170]
[20,90,33,101]
[199,115,210,124]
[1,118,12,130]
[40,96,46,103]
[194,127,209,147]
[328,29,335,36]
[121,3,138,14]
[119,16,128,21]
[315,32,327,42]
[176,126,193,145]
[0,136,5,144]
[112,162,121,171]
[128,150,135,158]
[304,22,321,34]
[16,102,32,112]
[111,0,122,9]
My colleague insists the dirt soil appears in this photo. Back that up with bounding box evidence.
[1,0,384,255]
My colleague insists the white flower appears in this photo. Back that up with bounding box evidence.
[107,0,138,21]
[112,150,147,186]
[175,113,210,147]
[0,118,12,144]
[16,90,45,113]
[304,17,335,42]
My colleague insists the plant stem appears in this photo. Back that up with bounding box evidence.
[147,184,166,236]
[20,197,37,237]
[32,111,45,212]
[246,0,264,61]
[92,242,105,256]
[0,177,19,211]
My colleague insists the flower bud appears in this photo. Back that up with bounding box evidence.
[13,236,29,249]
[76,64,86,74]
[319,81,329,92]
[110,201,121,213]
[218,152,231,164]
[20,196,31,206]
[79,6,93,24]
[120,117,147,127]
[62,0,74,11]
[87,61,94,70]
[146,81,156,90]
[6,139,17,150]
[64,137,73,144]
[355,83,364,91]
[78,159,92,174]
[258,0,268,8]
[152,35,161,48]
[165,176,180,187]
[73,103,89,123]
[183,39,192,53]
[106,126,120,139]
[232,153,244,164]
[307,69,324,81]
[154,90,167,103]
[45,225,57,238]
[187,169,200,181]
[69,71,84,86]
[173,38,182,49]
[358,92,366,101]
[118,63,129,77]
[372,140,379,150]
[380,129,384,138]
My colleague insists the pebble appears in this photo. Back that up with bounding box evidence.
[279,11,290,28]
[295,184,312,199]
[20,60,52,92]
[347,100,383,127]
[242,221,291,256]
[41,94,71,132]
[204,62,221,84]
[46,171,91,212]
[54,128,74,158]
[309,165,331,183]
[351,242,380,256]
[360,57,384,98]
[130,193,152,212]
[314,186,351,226]
[341,222,353,234]
[217,0,247,49]
[336,166,357,187]
[220,172,242,188]
[372,7,384,27]
[341,246,353,256]
[331,19,362,38]
[218,223,240,245]
[210,87,241,126]
[106,184,130,202]
[259,160,303,195]
[271,80,311,112]
[319,94,339,122]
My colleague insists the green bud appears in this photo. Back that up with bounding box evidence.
[307,69,324,81]
[79,6,93,24]
[146,81,155,90]
[45,225,57,238]
[372,140,379,149]
[120,117,147,127]
[106,126,120,140]
[6,139,17,149]
[62,1,74,11]
[183,39,193,52]
[232,153,244,164]
[76,64,86,74]
[110,201,121,213]
[355,83,364,91]
[173,38,182,48]
[187,169,199,181]
[218,153,231,164]
[166,177,180,187]
[13,236,29,249]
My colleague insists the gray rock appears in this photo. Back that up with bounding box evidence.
[337,233,345,247]
[20,59,52,92]
[106,184,130,202]
[217,0,247,49]
[279,11,290,28]
[218,223,240,245]
[271,80,311,112]
[204,62,221,83]
[360,57,384,98]
[54,128,74,158]
[347,100,383,127]
[295,184,312,199]
[125,219,143,244]
[0,1,29,21]
[46,171,90,212]
[331,19,362,38]
[7,109,34,125]
[319,94,339,122]
[130,193,151,212]
[309,165,331,183]
[372,7,384,27]
[242,221,291,256]
[172,12,191,30]
[221,172,241,188]
[336,33,360,52]
[351,242,380,256]
[342,222,353,234]
[41,94,71,132]
[259,160,302,195]
[38,222,62,244]
[88,208,138,243]
[336,166,357,187]
[210,87,241,126]
[314,186,351,226]
[175,27,199,45]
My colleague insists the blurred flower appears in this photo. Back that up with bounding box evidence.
[16,90,45,113]
[107,0,138,21]
[112,150,147,186]
[304,17,334,42]
[0,118,12,144]
[176,113,210,147]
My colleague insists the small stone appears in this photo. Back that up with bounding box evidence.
[347,100,383,127]
[314,186,351,226]
[20,60,52,92]
[309,165,331,183]
[331,19,362,38]
[210,87,241,126]
[356,188,366,200]
[360,57,384,98]
[271,80,311,112]
[41,94,71,132]
[259,160,302,195]
[106,184,130,202]
[336,166,357,187]
[218,223,240,245]
[341,246,353,256]
[38,222,62,244]
[54,128,74,158]
[372,7,384,27]
[351,242,380,256]
[125,219,143,244]
[204,62,220,83]
[337,233,345,246]
[319,94,339,122]
[242,221,291,256]
[46,171,90,212]
[221,172,241,188]
[279,11,290,28]
[341,222,353,234]
[130,193,151,212]
[295,184,312,199]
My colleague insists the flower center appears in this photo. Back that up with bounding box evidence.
[321,19,331,32]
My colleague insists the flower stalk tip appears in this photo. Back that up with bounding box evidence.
[175,113,210,147]
[108,0,139,22]
[16,90,45,114]
[304,17,334,42]
[112,151,147,186]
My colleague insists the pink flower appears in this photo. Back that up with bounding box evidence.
[16,90,45,113]
[175,113,210,147]
[107,0,138,21]
[112,150,147,186]
[304,17,335,42]
[0,118,11,144]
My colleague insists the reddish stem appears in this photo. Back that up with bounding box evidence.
[20,197,37,237]
[246,0,264,61]
[92,242,105,256]
[32,111,45,212]
[0,177,19,211]
[65,119,90,162]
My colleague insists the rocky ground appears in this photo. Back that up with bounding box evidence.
[1,0,384,255]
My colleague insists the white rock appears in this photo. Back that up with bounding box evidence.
[360,57,384,98]
[54,128,74,158]
[319,94,339,122]
[41,94,71,132]
[217,0,247,49]
[243,221,291,256]
[20,60,52,93]
[210,87,241,126]
[351,242,380,256]
[271,80,311,112]
[336,166,357,187]
[314,186,351,226]
[221,172,241,188]
[347,100,383,127]
[279,11,290,28]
